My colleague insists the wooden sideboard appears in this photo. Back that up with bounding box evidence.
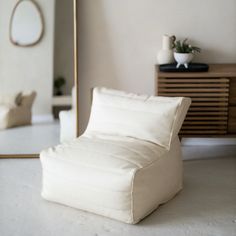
[157,64,236,137]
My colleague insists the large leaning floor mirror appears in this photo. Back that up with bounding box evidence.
[0,0,78,158]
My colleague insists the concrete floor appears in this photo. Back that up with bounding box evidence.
[0,156,236,236]
[0,121,60,154]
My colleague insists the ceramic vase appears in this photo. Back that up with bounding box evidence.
[174,52,194,68]
[157,35,174,65]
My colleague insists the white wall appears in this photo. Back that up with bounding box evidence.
[54,0,74,95]
[0,0,55,115]
[78,0,236,132]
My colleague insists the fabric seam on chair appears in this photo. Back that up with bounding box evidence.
[43,168,131,194]
[93,104,180,115]
[51,147,142,168]
[130,169,138,223]
[167,100,182,150]
[77,137,160,165]
[131,150,168,223]
[43,170,132,211]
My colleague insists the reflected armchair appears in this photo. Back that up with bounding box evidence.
[0,91,36,130]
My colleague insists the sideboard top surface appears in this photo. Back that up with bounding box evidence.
[157,64,236,78]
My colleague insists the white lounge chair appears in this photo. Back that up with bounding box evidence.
[40,87,191,224]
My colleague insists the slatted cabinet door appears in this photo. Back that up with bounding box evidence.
[158,77,230,136]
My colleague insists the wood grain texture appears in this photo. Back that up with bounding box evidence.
[229,78,236,105]
[157,64,236,136]
[228,107,236,133]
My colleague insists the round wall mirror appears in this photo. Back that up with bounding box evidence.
[10,0,44,47]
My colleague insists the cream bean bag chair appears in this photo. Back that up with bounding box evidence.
[0,91,36,130]
[40,87,191,224]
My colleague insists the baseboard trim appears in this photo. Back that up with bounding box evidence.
[182,138,236,146]
[32,114,54,123]
[182,144,236,160]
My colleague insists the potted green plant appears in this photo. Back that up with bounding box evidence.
[54,77,66,96]
[173,38,201,68]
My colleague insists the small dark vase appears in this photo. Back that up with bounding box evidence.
[55,90,63,96]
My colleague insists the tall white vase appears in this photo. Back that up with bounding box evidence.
[157,35,174,65]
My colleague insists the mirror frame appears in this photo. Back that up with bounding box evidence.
[9,0,45,47]
[0,0,79,159]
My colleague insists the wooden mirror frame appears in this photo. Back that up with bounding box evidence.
[0,0,79,159]
[9,0,45,47]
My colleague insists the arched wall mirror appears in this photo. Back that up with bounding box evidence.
[0,0,78,158]
[9,0,44,47]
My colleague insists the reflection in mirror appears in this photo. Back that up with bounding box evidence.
[0,0,75,155]
[10,0,44,47]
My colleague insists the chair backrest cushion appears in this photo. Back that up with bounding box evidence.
[0,92,22,108]
[20,91,37,108]
[85,87,191,149]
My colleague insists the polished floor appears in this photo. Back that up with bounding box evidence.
[0,155,235,236]
[0,121,60,155]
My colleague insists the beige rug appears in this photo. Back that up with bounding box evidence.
[0,157,235,236]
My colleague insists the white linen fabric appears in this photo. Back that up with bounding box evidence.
[59,87,77,143]
[59,110,76,143]
[41,87,191,224]
[86,87,191,150]
[41,134,183,224]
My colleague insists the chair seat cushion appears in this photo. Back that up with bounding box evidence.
[40,134,183,224]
